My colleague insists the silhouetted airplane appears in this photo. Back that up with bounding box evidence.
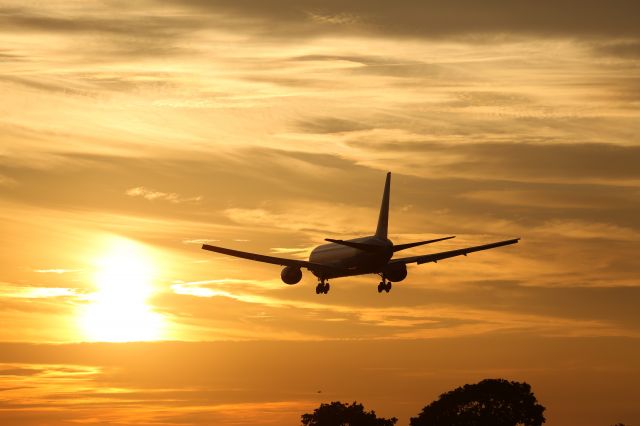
[202,172,519,294]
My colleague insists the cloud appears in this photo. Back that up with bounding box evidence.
[306,11,363,26]
[164,274,639,340]
[223,206,374,237]
[296,116,373,134]
[0,284,79,299]
[169,0,640,39]
[182,238,221,245]
[5,1,640,45]
[125,186,203,204]
[269,247,312,258]
[458,189,619,210]
[0,5,200,38]
[0,75,94,97]
[533,220,640,241]
[33,269,80,274]
[346,141,640,185]
[593,40,640,58]
[0,367,41,377]
[0,174,16,186]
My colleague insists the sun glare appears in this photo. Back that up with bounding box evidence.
[81,237,164,342]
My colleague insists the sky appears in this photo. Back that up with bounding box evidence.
[1,1,640,424]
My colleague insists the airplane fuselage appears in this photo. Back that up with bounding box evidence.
[309,236,393,279]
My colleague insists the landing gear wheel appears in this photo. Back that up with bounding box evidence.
[316,280,330,295]
[385,282,392,293]
[378,282,384,293]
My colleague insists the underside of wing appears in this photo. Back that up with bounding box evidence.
[390,238,520,265]
[201,244,337,275]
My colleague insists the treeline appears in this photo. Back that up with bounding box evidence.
[300,378,629,426]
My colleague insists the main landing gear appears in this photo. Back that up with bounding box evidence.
[315,279,330,294]
[377,277,392,293]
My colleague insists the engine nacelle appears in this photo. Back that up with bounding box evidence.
[383,263,407,282]
[280,266,302,285]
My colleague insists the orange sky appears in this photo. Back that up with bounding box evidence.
[1,1,639,425]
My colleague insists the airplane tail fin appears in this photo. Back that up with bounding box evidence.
[375,172,391,239]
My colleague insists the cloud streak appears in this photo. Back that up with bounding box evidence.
[167,0,640,39]
[33,269,80,274]
[126,186,203,204]
[0,284,79,299]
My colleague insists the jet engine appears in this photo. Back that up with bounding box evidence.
[280,266,303,285]
[383,263,407,282]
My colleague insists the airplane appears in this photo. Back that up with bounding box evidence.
[202,172,519,294]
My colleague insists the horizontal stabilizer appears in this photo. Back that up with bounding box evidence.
[393,236,455,252]
[324,239,382,252]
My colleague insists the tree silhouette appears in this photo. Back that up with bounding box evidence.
[301,401,397,426]
[410,378,545,426]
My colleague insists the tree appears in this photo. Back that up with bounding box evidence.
[301,401,397,426]
[410,378,546,426]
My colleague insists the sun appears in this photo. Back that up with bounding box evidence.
[80,237,164,342]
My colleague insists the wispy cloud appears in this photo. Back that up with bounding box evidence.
[182,238,220,245]
[0,284,79,299]
[306,11,363,26]
[163,0,640,39]
[223,204,376,236]
[270,247,313,259]
[0,174,16,186]
[125,186,203,204]
[166,277,638,340]
[533,220,640,241]
[33,269,80,274]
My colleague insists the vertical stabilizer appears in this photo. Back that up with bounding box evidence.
[375,172,391,239]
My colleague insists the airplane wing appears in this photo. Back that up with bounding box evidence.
[201,244,337,275]
[389,238,520,265]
